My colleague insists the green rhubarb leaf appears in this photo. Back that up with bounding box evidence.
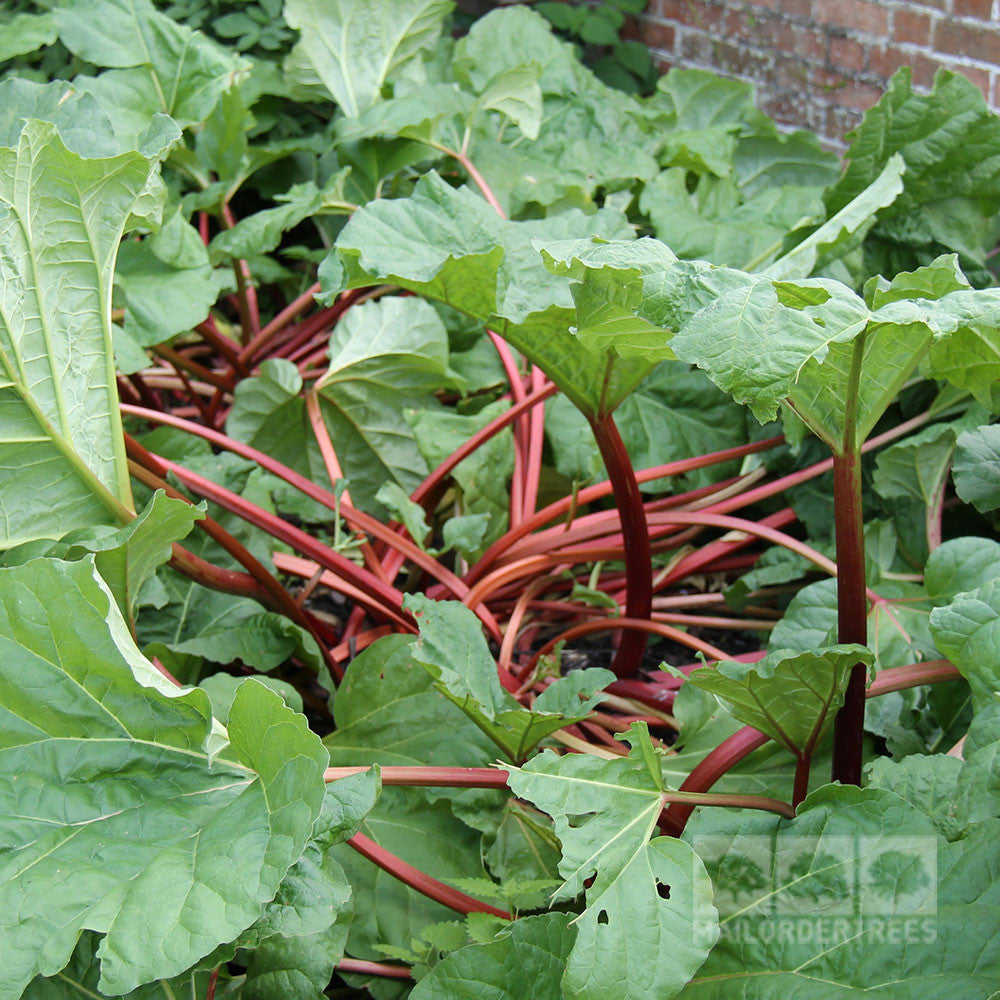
[873,409,985,511]
[0,558,329,998]
[930,578,1000,711]
[227,297,462,519]
[506,727,719,1000]
[686,644,874,757]
[283,0,451,117]
[409,913,576,1000]
[826,68,1000,281]
[769,578,935,670]
[56,0,249,134]
[682,785,1000,999]
[473,64,544,140]
[405,595,613,762]
[764,153,905,280]
[407,399,515,559]
[313,296,461,515]
[953,424,1000,513]
[199,671,304,723]
[925,536,1000,604]
[0,119,171,546]
[0,78,125,157]
[115,209,227,371]
[330,171,644,416]
[23,933,215,1000]
[1,490,203,622]
[0,11,57,61]
[865,753,966,839]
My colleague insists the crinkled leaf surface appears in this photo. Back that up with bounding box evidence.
[1,490,203,622]
[0,119,176,546]
[0,558,329,998]
[507,730,719,1000]
[953,424,1000,513]
[681,786,1000,999]
[115,209,227,369]
[409,913,576,1000]
[283,0,451,117]
[56,0,249,133]
[686,644,873,757]
[930,578,1000,711]
[330,171,645,416]
[925,535,1000,604]
[824,69,1000,281]
[406,595,613,762]
[312,296,459,514]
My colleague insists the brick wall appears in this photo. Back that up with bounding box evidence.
[630,0,1000,146]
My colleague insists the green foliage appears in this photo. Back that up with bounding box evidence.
[4,3,1000,997]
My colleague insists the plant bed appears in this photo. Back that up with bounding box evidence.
[2,2,1000,999]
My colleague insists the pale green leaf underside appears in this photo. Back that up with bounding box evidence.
[0,120,158,545]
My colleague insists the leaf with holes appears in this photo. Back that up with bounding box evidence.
[506,726,719,1000]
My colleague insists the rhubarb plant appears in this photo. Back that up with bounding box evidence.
[2,1,1000,998]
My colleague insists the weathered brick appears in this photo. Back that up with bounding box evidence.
[868,45,938,87]
[829,35,868,72]
[656,0,726,30]
[892,9,933,46]
[812,0,889,35]
[817,74,885,108]
[724,10,827,62]
[933,19,1000,63]
[993,73,1000,109]
[642,18,677,53]
[952,0,994,18]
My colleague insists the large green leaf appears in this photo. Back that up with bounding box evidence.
[506,728,719,1000]
[769,578,936,671]
[953,424,1000,513]
[283,0,452,117]
[56,0,249,133]
[1,490,203,623]
[115,209,227,371]
[409,913,576,1000]
[764,153,905,281]
[312,296,460,514]
[329,171,645,416]
[686,645,874,758]
[930,578,1000,711]
[0,558,330,998]
[0,119,173,547]
[406,595,613,763]
[824,68,1000,282]
[681,786,1000,998]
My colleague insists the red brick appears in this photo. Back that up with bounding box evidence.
[812,0,889,35]
[829,35,868,72]
[953,0,994,17]
[642,19,676,52]
[933,20,1000,63]
[944,63,992,98]
[892,9,933,46]
[814,74,884,108]
[868,46,937,88]
[740,0,811,18]
[724,10,827,61]
[993,74,1000,109]
[654,0,726,31]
